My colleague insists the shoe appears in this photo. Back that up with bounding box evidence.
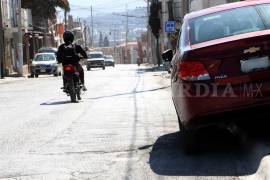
[82,85,87,91]
[71,100,78,103]
[62,88,67,93]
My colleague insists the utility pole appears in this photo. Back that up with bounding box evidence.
[125,4,128,64]
[84,22,87,47]
[147,0,150,64]
[0,0,5,78]
[91,5,94,47]
[113,10,147,64]
[109,24,117,47]
[64,10,67,30]
[113,25,116,46]
[17,0,24,76]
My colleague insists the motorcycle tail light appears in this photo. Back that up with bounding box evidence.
[64,65,74,72]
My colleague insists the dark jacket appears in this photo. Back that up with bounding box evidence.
[57,43,87,65]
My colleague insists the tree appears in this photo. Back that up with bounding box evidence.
[148,1,162,66]
[22,0,70,17]
[22,0,70,46]
[149,2,161,38]
[22,0,70,28]
[103,36,109,47]
[99,32,103,47]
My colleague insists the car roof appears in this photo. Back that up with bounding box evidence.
[38,47,57,51]
[35,53,56,55]
[185,0,270,20]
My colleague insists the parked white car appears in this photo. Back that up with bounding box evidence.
[30,53,61,78]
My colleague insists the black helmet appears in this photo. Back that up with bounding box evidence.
[63,31,74,43]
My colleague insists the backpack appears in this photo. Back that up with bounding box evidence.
[62,43,79,64]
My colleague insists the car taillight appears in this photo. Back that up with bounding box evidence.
[178,61,210,81]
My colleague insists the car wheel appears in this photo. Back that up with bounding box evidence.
[103,66,105,70]
[87,66,91,71]
[177,115,199,154]
[35,74,39,78]
[59,71,62,76]
[54,73,58,77]
[177,114,184,131]
[181,128,199,154]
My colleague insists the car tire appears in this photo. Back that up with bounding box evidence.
[54,73,58,77]
[177,115,199,154]
[35,74,39,78]
[103,66,105,70]
[87,66,91,71]
[182,128,199,154]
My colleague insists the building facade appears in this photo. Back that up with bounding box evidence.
[0,1,69,77]
[0,0,33,76]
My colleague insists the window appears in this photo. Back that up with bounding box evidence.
[189,5,269,45]
[34,54,56,61]
[89,54,103,59]
[257,4,270,29]
[105,55,113,59]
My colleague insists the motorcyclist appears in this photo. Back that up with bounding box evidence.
[57,31,87,91]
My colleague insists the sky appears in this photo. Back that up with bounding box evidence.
[67,0,147,18]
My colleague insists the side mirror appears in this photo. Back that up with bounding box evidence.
[162,49,173,62]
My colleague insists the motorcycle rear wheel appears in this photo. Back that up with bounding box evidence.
[76,84,81,100]
[67,80,77,103]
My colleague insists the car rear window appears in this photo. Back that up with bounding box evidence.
[105,55,113,59]
[189,4,270,45]
[89,54,103,59]
[34,54,56,61]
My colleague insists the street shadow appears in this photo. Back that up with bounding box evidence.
[88,86,170,100]
[150,110,270,177]
[28,75,60,79]
[40,100,71,106]
[124,72,141,179]
[86,68,105,72]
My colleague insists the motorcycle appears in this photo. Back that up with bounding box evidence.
[62,64,82,103]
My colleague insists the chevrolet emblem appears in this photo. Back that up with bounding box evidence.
[244,47,261,54]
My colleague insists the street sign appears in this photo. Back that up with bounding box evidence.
[165,21,176,33]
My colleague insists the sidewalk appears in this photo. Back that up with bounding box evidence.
[0,76,28,84]
[140,63,168,72]
[139,64,171,79]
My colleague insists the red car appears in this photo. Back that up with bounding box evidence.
[163,0,270,151]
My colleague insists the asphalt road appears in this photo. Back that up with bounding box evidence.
[0,65,270,180]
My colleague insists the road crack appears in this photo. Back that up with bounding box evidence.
[40,144,154,156]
